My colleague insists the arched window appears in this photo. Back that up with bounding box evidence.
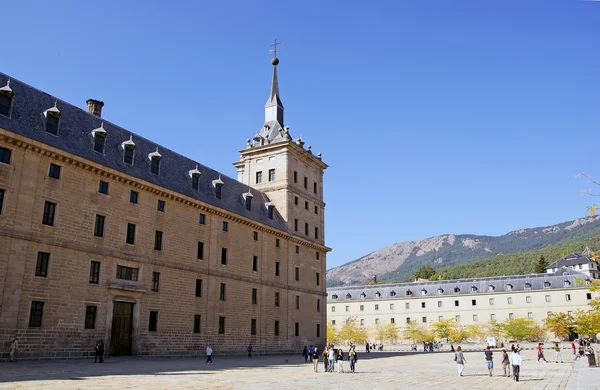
[454,287,460,293]
[506,284,513,291]
[374,292,381,298]
[524,282,532,289]
[346,293,352,299]
[406,289,413,296]
[360,292,366,299]
[488,285,495,291]
[421,289,427,295]
[390,290,396,297]
[437,287,444,294]
[471,285,478,292]
[332,294,338,300]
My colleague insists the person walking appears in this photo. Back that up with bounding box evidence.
[484,346,494,376]
[571,341,576,356]
[336,348,344,373]
[303,346,308,362]
[365,342,370,353]
[454,346,466,376]
[94,339,104,363]
[328,346,335,373]
[554,343,563,363]
[247,344,253,358]
[323,346,329,372]
[348,346,357,373]
[537,343,548,362]
[308,345,314,362]
[501,349,510,377]
[312,347,319,372]
[510,350,523,382]
[9,337,18,362]
[206,345,213,364]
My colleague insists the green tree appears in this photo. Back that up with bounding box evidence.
[384,323,399,344]
[432,318,458,342]
[502,317,543,341]
[337,317,368,345]
[404,321,435,343]
[573,309,600,338]
[327,322,338,344]
[414,265,436,280]
[373,323,387,343]
[544,312,574,340]
[466,324,485,342]
[486,320,505,340]
[534,254,549,274]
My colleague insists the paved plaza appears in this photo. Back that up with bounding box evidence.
[0,349,598,390]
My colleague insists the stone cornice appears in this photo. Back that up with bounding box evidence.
[0,129,331,253]
[237,141,328,170]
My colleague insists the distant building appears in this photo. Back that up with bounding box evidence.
[327,266,598,343]
[0,54,329,359]
[546,249,600,279]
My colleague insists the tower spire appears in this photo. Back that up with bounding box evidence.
[265,39,284,125]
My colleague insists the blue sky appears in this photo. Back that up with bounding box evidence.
[2,1,599,269]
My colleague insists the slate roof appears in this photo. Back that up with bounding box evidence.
[547,252,597,269]
[0,72,289,232]
[327,268,591,302]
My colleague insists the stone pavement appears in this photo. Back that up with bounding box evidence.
[0,349,596,390]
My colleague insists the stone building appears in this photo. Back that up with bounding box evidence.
[546,249,600,279]
[327,266,598,343]
[0,55,329,359]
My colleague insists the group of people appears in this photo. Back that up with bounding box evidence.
[364,342,383,352]
[454,345,524,381]
[303,344,358,373]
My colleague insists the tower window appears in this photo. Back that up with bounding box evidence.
[275,261,280,276]
[154,230,163,251]
[314,182,317,194]
[194,315,201,333]
[251,318,257,335]
[152,272,160,292]
[85,305,97,329]
[197,241,204,260]
[35,252,50,277]
[294,219,298,231]
[42,201,56,226]
[0,147,11,164]
[314,205,318,215]
[218,316,225,334]
[304,223,308,236]
[256,171,262,184]
[126,223,136,244]
[29,301,44,328]
[304,176,308,189]
[252,256,258,272]
[222,221,228,231]
[221,247,227,265]
[199,213,206,224]
[295,245,300,254]
[295,196,298,206]
[196,279,203,297]
[315,227,319,240]
[94,215,105,237]
[275,292,280,307]
[130,191,138,204]
[89,261,100,284]
[98,181,109,195]
[157,200,165,212]
[295,266,300,281]
[48,163,61,179]
[304,201,308,210]
[252,288,257,304]
[149,311,158,332]
[219,283,226,300]
[294,171,297,183]
[274,320,280,336]
[116,265,138,281]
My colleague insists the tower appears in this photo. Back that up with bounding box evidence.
[233,53,327,246]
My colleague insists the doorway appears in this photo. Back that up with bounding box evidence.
[110,301,134,356]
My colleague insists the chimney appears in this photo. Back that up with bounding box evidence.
[86,99,104,117]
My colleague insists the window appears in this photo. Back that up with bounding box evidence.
[150,157,160,175]
[130,191,138,204]
[148,311,158,331]
[422,317,427,323]
[275,292,280,307]
[192,175,199,190]
[489,298,495,305]
[98,181,109,195]
[406,318,411,324]
[314,182,317,194]
[331,306,336,312]
[587,293,593,300]
[245,196,252,211]
[454,300,459,307]
[360,305,364,311]
[252,288,257,304]
[317,299,321,312]
[391,318,395,324]
[0,188,4,215]
[251,318,257,335]
[116,265,139,281]
[525,282,532,289]
[222,221,228,231]
[46,114,60,135]
[89,261,101,284]
[360,319,365,325]
[508,313,514,319]
[152,272,160,292]
[0,89,13,117]
[294,219,298,231]
[293,171,297,183]
[490,314,496,320]
[195,279,202,297]
[0,147,11,164]
[154,231,163,251]
[275,261,280,276]
[565,294,571,301]
[256,171,262,184]
[199,213,206,224]
[276,238,280,248]
[471,299,476,306]
[437,301,442,308]
[35,252,50,277]
[316,252,320,260]
[268,169,275,181]
[42,201,56,226]
[544,281,551,288]
[507,297,513,304]
[526,296,532,303]
[315,205,318,215]
[547,311,553,317]
[252,256,258,272]
[405,302,410,309]
[455,315,460,322]
[124,146,134,165]
[215,282,225,300]
[94,133,106,153]
[194,315,201,333]
[421,302,426,308]
[29,301,44,327]
[304,201,309,210]
[294,196,298,206]
[48,163,61,179]
[528,312,533,319]
[295,245,299,254]
[295,322,299,337]
[295,266,300,281]
[473,314,478,321]
[215,185,222,199]
[345,305,350,312]
[85,305,97,329]
[375,304,380,311]
[157,200,165,212]
[545,295,551,302]
[296,295,300,310]
[197,241,204,260]
[221,248,227,265]
[389,303,395,310]
[304,177,308,189]
[93,215,105,238]
[274,320,280,336]
[304,223,308,236]
[126,223,136,244]
[315,227,319,240]
[316,272,320,286]
[316,323,320,338]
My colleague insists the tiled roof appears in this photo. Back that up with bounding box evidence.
[0,72,289,232]
[327,268,591,302]
[547,252,597,269]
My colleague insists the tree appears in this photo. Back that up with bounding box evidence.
[432,318,458,342]
[534,254,549,274]
[466,324,485,342]
[544,312,575,340]
[573,309,600,338]
[502,318,543,341]
[485,320,505,341]
[337,317,368,345]
[404,321,435,343]
[384,323,399,344]
[327,322,338,344]
[414,265,436,281]
[373,323,387,343]
[448,326,470,343]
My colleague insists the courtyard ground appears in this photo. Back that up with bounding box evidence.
[0,349,598,389]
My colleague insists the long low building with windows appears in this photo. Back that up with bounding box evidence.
[327,266,598,342]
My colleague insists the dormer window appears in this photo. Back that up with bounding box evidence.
[189,165,201,190]
[437,288,444,294]
[564,280,571,287]
[0,80,14,117]
[543,281,551,288]
[488,285,495,292]
[454,287,460,293]
[506,284,513,291]
[121,136,136,165]
[421,289,427,296]
[148,148,161,175]
[471,286,477,292]
[406,289,412,296]
[525,282,532,290]
[265,202,275,219]
[243,190,254,211]
[91,122,106,153]
[332,294,338,300]
[212,176,224,199]
[375,292,381,298]
[346,293,351,299]
[390,290,396,297]
[44,102,60,135]
[360,292,366,299]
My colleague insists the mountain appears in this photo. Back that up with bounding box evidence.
[326,215,600,286]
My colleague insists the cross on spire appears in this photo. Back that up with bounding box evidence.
[269,39,281,58]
